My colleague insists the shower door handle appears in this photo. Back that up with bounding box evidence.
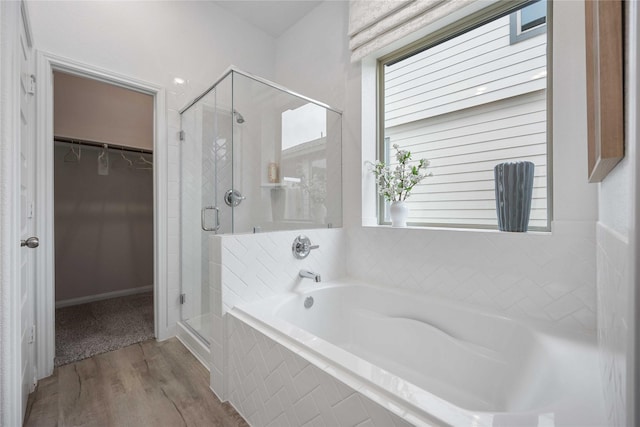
[201,206,220,232]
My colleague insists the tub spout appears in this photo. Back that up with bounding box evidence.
[299,269,321,283]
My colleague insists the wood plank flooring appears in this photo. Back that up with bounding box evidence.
[24,338,248,427]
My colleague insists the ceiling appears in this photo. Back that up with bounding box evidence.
[214,1,323,38]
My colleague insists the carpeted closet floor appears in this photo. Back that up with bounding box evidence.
[55,292,154,366]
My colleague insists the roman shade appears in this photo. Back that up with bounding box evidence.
[348,0,474,61]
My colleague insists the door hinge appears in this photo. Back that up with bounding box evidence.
[28,74,36,95]
[179,293,186,304]
[179,130,185,141]
[28,325,35,344]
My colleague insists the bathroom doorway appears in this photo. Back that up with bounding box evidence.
[51,71,155,366]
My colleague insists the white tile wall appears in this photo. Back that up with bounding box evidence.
[226,313,413,427]
[217,228,346,313]
[346,221,597,333]
[596,222,630,427]
[208,228,346,398]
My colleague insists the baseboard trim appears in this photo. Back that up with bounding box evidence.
[55,285,153,309]
[157,323,176,342]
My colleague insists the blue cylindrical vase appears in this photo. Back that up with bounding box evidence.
[494,161,535,232]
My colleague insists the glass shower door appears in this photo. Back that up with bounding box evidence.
[179,76,233,343]
[178,68,343,345]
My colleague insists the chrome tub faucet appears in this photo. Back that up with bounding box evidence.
[299,269,321,283]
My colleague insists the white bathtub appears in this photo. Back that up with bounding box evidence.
[230,279,606,426]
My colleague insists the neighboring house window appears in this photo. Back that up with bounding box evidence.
[378,1,549,230]
[510,0,547,44]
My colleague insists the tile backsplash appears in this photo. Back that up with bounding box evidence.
[215,228,346,313]
[346,221,597,333]
[212,222,597,335]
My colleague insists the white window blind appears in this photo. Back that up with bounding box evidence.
[381,11,548,229]
[348,0,473,62]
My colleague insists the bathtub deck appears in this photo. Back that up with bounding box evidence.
[23,338,248,427]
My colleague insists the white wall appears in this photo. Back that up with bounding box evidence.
[275,1,349,110]
[54,143,153,303]
[599,159,631,236]
[29,1,276,94]
[28,0,278,333]
[550,3,598,223]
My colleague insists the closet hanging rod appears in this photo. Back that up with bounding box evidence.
[54,137,153,154]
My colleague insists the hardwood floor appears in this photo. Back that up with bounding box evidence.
[24,338,248,427]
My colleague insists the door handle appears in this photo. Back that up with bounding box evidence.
[21,236,39,248]
[201,206,220,232]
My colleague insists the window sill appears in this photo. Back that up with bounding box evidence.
[363,223,552,236]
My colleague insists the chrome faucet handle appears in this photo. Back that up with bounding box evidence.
[292,235,319,259]
[224,189,246,207]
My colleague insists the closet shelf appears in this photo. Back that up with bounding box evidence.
[54,136,153,154]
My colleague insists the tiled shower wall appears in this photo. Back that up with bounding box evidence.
[217,228,346,311]
[347,221,597,333]
[208,228,346,397]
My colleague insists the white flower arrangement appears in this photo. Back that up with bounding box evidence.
[369,144,432,202]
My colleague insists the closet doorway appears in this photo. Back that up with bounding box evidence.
[52,71,155,366]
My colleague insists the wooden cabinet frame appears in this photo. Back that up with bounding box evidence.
[585,0,624,183]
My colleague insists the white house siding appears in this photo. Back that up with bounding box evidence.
[383,13,548,228]
[386,90,547,227]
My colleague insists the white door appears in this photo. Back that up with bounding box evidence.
[18,3,37,417]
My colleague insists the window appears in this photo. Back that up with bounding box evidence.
[378,1,549,230]
[521,0,546,30]
[281,103,326,150]
[510,0,547,44]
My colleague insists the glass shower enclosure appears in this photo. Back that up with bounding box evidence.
[179,69,342,343]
